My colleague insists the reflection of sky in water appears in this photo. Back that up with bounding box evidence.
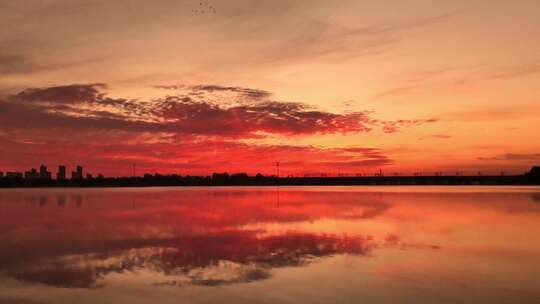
[0,187,539,304]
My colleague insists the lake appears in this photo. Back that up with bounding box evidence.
[0,186,539,304]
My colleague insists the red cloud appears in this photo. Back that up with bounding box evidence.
[0,134,392,176]
[5,83,435,137]
[380,118,438,133]
[0,83,437,174]
[14,83,107,104]
[155,98,375,136]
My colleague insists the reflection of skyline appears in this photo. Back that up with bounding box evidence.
[0,188,539,291]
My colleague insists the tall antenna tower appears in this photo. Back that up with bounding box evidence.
[276,162,280,178]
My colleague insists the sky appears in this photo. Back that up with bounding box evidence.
[0,0,539,176]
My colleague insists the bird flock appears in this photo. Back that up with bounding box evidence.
[192,1,217,15]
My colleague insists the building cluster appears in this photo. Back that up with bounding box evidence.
[0,165,103,181]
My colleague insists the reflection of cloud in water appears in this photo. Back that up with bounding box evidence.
[0,188,538,304]
[1,232,375,288]
[0,297,47,304]
[0,189,458,289]
[153,261,272,287]
[14,267,103,289]
[0,230,441,289]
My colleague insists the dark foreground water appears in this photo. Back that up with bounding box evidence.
[0,186,539,304]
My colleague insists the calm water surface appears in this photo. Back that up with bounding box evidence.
[0,186,539,304]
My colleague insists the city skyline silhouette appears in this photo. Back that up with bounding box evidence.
[1,162,538,187]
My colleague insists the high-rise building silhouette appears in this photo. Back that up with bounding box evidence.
[25,168,39,180]
[39,164,51,180]
[71,165,83,180]
[57,165,66,180]
[6,172,23,178]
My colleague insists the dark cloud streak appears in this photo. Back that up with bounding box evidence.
[0,83,437,173]
[2,83,436,138]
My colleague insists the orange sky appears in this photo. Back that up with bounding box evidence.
[0,0,539,176]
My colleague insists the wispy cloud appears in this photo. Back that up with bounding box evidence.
[478,153,540,161]
[374,61,540,100]
[0,53,43,75]
[260,12,457,64]
[489,62,540,80]
[418,134,452,140]
[380,119,438,133]
[445,106,540,121]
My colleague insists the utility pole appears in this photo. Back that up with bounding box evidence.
[276,162,280,178]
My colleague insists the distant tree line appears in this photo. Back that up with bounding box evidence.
[0,167,538,188]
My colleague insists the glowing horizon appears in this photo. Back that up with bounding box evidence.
[1,1,539,176]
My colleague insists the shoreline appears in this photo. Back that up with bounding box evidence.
[1,175,539,188]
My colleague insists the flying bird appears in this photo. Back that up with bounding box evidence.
[191,1,217,15]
